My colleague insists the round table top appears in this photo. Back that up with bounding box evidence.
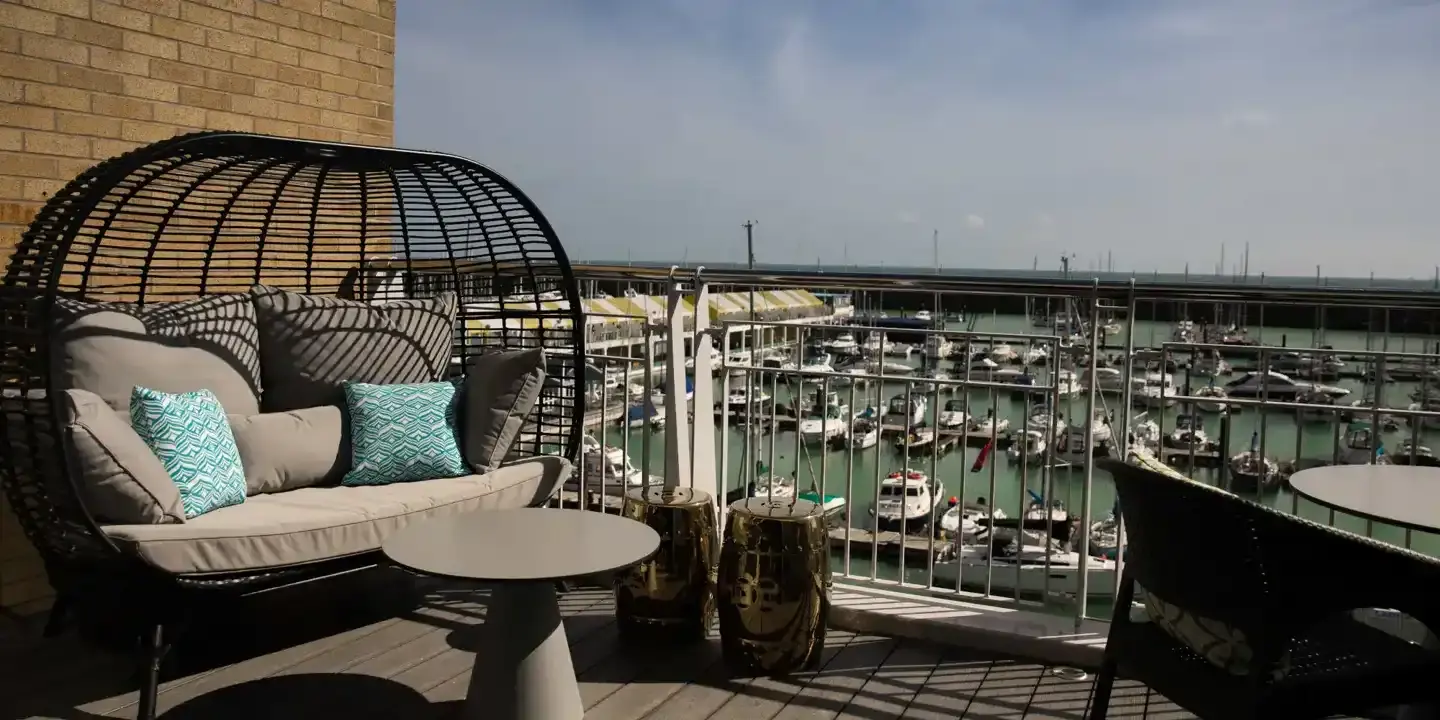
[382,508,660,583]
[1288,464,1440,534]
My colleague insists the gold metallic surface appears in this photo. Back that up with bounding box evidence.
[716,497,831,676]
[614,486,718,642]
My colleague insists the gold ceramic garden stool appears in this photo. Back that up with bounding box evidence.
[614,486,718,643]
[717,496,831,676]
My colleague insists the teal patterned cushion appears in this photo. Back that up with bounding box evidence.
[130,386,247,519]
[342,380,466,486]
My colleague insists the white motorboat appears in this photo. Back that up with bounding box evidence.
[759,355,797,372]
[886,394,927,426]
[625,401,665,429]
[1406,402,1440,430]
[862,332,894,355]
[933,528,1119,599]
[961,356,1000,378]
[798,348,834,379]
[938,500,1007,538]
[750,473,796,499]
[1053,368,1083,398]
[997,368,1040,396]
[578,437,660,489]
[1084,366,1127,394]
[1229,433,1279,493]
[1338,421,1389,466]
[988,342,1018,364]
[865,360,915,375]
[726,387,771,409]
[1295,389,1338,424]
[924,334,954,360]
[914,309,933,322]
[918,368,955,393]
[798,403,848,444]
[968,410,1011,436]
[1025,402,1066,438]
[1020,344,1049,366]
[937,399,969,429]
[834,366,871,387]
[1052,410,1116,463]
[893,426,938,455]
[1190,351,1231,378]
[1223,371,1349,400]
[1128,417,1162,450]
[846,418,880,450]
[1084,503,1125,559]
[1193,384,1229,413]
[1391,438,1438,466]
[1135,372,1177,408]
[1164,414,1208,450]
[1171,319,1196,342]
[1006,429,1048,463]
[873,469,944,529]
[884,342,915,358]
[1023,492,1069,524]
[826,333,859,353]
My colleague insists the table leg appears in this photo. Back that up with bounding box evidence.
[463,581,583,720]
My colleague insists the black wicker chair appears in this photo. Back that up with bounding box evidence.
[0,132,585,719]
[1092,459,1440,719]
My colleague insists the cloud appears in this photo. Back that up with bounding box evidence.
[965,214,986,230]
[897,211,919,225]
[398,0,1440,276]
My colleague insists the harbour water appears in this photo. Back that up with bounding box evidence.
[588,312,1440,613]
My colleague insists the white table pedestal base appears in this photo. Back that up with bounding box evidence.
[464,581,583,720]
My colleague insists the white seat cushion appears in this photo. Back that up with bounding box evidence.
[102,457,568,575]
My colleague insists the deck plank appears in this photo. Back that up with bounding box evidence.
[581,633,726,720]
[834,641,945,719]
[5,575,1241,720]
[900,649,998,719]
[705,631,863,720]
[955,659,1047,718]
[770,636,898,719]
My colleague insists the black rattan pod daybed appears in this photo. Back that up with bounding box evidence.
[0,132,586,719]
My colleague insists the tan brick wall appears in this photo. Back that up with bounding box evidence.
[0,0,397,615]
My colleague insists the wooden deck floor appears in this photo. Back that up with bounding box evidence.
[0,569,1195,719]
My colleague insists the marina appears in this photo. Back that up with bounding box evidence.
[567,291,1440,611]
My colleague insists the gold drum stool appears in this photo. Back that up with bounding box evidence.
[717,496,831,676]
[614,486,718,643]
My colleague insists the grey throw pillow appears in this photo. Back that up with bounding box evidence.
[461,348,547,473]
[52,294,262,416]
[250,285,458,412]
[229,405,350,495]
[61,389,185,524]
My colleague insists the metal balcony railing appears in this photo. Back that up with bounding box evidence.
[460,263,1439,642]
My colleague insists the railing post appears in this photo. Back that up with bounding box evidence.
[663,268,692,489]
[1075,280,1102,629]
[691,270,719,511]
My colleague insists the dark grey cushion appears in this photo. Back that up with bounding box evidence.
[52,294,262,416]
[461,348,547,472]
[250,285,458,412]
[229,405,350,495]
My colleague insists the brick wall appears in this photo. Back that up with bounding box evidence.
[0,0,397,616]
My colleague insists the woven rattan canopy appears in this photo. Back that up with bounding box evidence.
[0,131,585,571]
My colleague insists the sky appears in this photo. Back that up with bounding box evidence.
[396,0,1440,278]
